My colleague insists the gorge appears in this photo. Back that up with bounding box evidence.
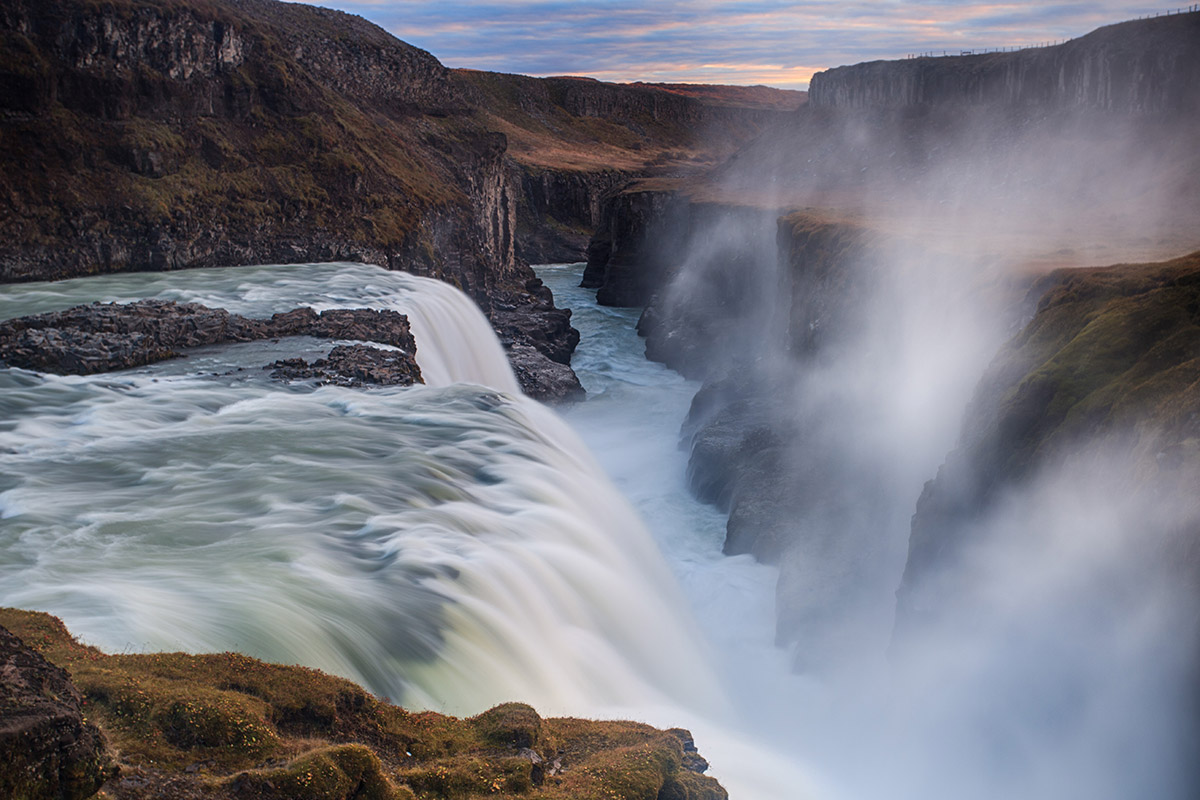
[2,2,1200,800]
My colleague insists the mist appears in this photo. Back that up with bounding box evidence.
[633,55,1200,796]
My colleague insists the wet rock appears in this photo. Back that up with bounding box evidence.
[0,300,259,373]
[0,300,419,378]
[0,625,111,800]
[666,728,710,774]
[504,343,584,403]
[489,290,580,365]
[268,344,422,387]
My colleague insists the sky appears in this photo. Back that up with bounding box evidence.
[305,2,1185,88]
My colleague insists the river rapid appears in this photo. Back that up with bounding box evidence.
[0,261,814,798]
[6,260,1182,800]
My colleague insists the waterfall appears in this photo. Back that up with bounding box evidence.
[0,262,520,394]
[0,263,722,722]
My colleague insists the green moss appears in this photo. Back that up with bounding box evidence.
[397,755,534,798]
[0,606,728,799]
[229,744,411,800]
[971,250,1200,479]
[470,703,542,749]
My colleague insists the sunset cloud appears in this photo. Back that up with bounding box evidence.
[299,2,1172,87]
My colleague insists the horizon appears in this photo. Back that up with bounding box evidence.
[293,1,1183,89]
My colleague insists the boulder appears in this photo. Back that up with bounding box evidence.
[0,625,111,800]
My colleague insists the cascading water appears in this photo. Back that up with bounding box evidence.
[0,262,731,732]
[8,259,1184,800]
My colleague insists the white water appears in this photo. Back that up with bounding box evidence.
[0,262,727,727]
[538,264,825,797]
[6,260,1188,800]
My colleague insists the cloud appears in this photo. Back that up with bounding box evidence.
[296,2,1171,87]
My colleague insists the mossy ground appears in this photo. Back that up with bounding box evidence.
[970,250,1200,481]
[0,608,726,800]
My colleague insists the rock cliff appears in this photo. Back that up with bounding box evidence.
[809,11,1200,115]
[0,0,505,288]
[453,70,801,264]
[0,624,110,800]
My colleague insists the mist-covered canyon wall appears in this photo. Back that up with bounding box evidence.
[585,10,1200,681]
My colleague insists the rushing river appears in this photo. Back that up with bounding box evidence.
[0,260,814,798]
[4,261,1187,800]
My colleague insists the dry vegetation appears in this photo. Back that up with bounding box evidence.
[0,608,727,800]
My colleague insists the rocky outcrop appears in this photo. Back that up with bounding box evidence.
[503,344,585,403]
[488,277,585,401]
[809,11,1200,114]
[0,300,421,379]
[0,297,585,400]
[0,607,728,800]
[269,344,424,387]
[0,625,111,800]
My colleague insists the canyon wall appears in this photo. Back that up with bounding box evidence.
[809,11,1200,115]
[0,0,510,298]
[453,70,801,264]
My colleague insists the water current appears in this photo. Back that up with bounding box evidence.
[7,261,1178,800]
[0,261,812,798]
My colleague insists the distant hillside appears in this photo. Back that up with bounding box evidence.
[452,70,800,262]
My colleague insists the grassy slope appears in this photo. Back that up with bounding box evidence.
[970,250,1200,482]
[0,608,726,800]
[453,70,800,175]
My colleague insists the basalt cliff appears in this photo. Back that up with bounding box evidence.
[0,0,798,399]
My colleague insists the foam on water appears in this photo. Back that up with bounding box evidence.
[0,262,726,723]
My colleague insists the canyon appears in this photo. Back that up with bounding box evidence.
[3,1,1200,798]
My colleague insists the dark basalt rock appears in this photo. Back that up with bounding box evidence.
[269,344,423,387]
[489,282,581,366]
[489,279,586,401]
[0,300,420,378]
[0,625,112,800]
[503,343,584,404]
